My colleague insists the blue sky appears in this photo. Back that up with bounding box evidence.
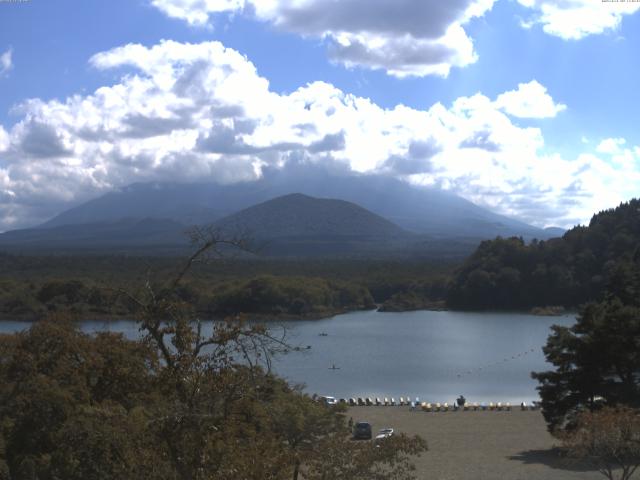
[0,0,639,230]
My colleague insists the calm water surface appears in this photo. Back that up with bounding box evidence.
[1,310,574,404]
[272,310,575,404]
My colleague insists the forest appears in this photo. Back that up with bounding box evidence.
[447,199,640,310]
[0,254,451,320]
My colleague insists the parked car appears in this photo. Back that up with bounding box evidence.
[319,395,337,406]
[375,428,394,443]
[353,422,372,440]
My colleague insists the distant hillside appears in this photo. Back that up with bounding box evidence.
[0,218,189,254]
[38,173,561,241]
[40,182,243,229]
[216,193,407,238]
[212,193,411,256]
[543,227,566,237]
[446,199,640,310]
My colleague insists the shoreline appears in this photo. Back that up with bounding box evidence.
[0,304,577,323]
[0,306,374,324]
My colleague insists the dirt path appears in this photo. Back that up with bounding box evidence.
[348,406,605,480]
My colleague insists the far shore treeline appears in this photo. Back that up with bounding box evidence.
[447,198,640,310]
[0,256,450,320]
[0,198,638,320]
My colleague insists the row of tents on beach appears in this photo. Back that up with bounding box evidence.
[338,397,541,411]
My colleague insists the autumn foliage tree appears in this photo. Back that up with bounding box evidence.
[561,407,640,480]
[0,230,427,480]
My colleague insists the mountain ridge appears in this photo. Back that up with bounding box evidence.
[38,174,562,241]
[0,193,419,257]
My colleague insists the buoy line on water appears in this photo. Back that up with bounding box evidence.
[455,347,538,378]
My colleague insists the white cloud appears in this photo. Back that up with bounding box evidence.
[517,0,640,40]
[0,48,12,77]
[495,80,566,119]
[0,39,638,231]
[595,137,639,172]
[0,126,9,152]
[597,137,626,155]
[149,0,496,78]
[150,0,245,26]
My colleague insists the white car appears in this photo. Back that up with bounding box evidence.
[375,428,394,442]
[321,396,337,406]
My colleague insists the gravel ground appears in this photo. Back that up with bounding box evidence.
[348,406,605,480]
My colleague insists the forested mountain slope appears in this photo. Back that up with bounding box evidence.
[447,199,640,309]
[215,193,408,238]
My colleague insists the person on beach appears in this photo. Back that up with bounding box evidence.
[457,395,466,407]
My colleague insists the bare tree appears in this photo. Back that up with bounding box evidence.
[131,227,290,380]
[561,407,640,480]
[118,228,293,479]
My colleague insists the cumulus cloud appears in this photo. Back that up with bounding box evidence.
[0,39,637,231]
[253,0,495,77]
[0,48,12,77]
[595,138,639,172]
[151,0,245,26]
[148,0,496,77]
[495,80,566,118]
[517,0,640,40]
[596,137,626,155]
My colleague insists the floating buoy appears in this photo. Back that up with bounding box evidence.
[454,346,542,379]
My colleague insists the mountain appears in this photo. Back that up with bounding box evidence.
[39,172,561,240]
[213,193,411,256]
[1,172,567,257]
[543,227,566,237]
[0,194,417,257]
[215,193,407,239]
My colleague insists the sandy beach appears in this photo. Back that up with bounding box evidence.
[348,406,605,480]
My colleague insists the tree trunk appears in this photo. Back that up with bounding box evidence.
[293,459,300,480]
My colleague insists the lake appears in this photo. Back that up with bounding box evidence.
[0,310,575,404]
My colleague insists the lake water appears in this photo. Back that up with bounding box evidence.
[0,310,575,404]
